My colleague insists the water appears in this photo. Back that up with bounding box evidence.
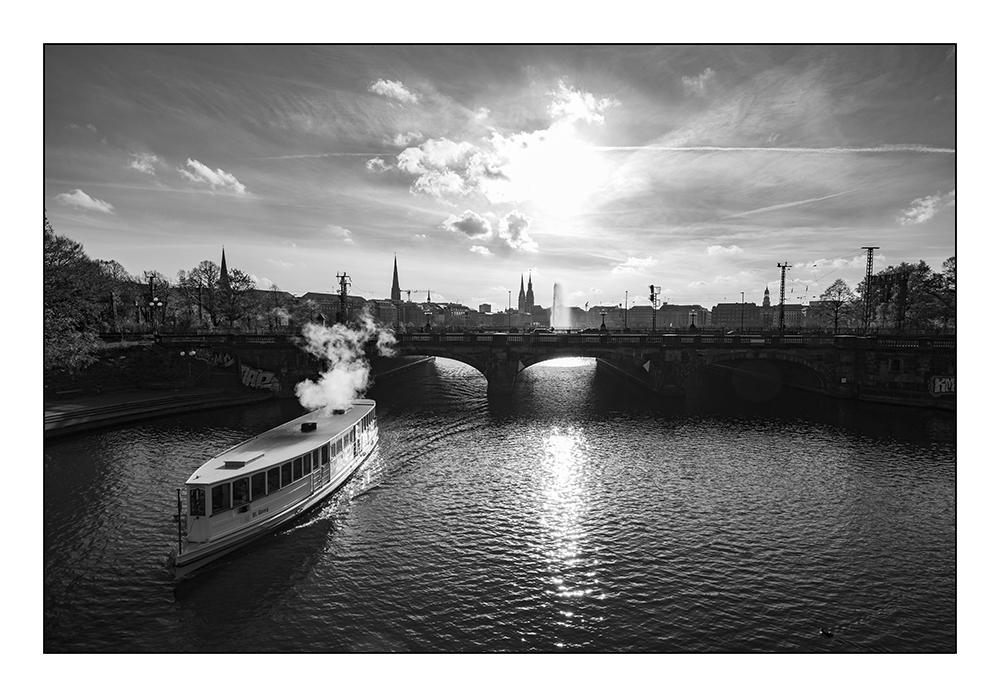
[43,358,956,653]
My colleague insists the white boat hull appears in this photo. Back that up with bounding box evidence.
[173,429,376,580]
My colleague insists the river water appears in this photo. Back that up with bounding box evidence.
[43,358,956,653]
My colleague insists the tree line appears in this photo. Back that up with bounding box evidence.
[816,256,956,333]
[44,214,322,374]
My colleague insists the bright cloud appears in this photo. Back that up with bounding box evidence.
[443,210,492,239]
[388,80,616,211]
[178,159,248,194]
[127,152,162,175]
[896,189,955,225]
[369,79,419,104]
[612,256,657,274]
[498,210,537,252]
[548,79,620,125]
[366,157,391,173]
[470,245,493,256]
[329,225,353,243]
[398,138,478,199]
[682,68,716,95]
[54,189,114,213]
[707,245,743,255]
[393,132,423,147]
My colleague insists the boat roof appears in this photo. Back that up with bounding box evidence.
[186,399,375,487]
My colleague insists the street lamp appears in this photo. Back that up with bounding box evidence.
[180,349,196,382]
[740,291,745,332]
[149,296,164,329]
[508,290,512,331]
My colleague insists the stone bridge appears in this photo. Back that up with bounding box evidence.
[137,330,956,409]
[392,331,957,409]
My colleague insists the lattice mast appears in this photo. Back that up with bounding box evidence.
[861,246,880,332]
[776,262,791,332]
[336,271,351,324]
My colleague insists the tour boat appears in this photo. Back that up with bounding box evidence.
[172,399,377,579]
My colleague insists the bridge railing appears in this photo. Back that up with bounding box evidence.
[392,332,956,351]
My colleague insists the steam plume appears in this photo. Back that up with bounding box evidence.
[294,310,396,414]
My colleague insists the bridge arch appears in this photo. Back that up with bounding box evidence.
[694,350,828,393]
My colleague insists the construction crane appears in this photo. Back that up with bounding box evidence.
[400,289,435,303]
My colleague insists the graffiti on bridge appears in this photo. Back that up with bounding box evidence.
[240,364,281,393]
[211,351,236,368]
[930,375,956,396]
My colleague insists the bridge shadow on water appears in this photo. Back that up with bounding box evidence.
[479,358,955,447]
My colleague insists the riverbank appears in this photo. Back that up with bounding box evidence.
[43,356,435,438]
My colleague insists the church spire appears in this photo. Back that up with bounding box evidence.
[391,255,401,301]
[518,274,526,312]
[526,272,535,311]
[220,247,229,288]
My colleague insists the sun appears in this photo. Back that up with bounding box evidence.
[492,126,609,216]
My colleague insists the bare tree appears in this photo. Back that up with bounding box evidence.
[819,279,857,333]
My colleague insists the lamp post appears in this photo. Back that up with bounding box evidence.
[508,290,512,331]
[149,296,164,329]
[740,291,744,332]
[180,349,196,383]
[424,310,432,333]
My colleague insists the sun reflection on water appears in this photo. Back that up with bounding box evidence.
[539,426,603,640]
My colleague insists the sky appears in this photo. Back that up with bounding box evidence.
[44,44,956,311]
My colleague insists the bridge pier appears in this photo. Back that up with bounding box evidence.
[484,353,525,395]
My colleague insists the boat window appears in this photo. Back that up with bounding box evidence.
[211,483,231,515]
[321,444,329,465]
[267,467,280,493]
[233,478,250,507]
[305,451,314,474]
[334,438,342,456]
[251,472,266,499]
[189,488,206,517]
[281,462,292,487]
[293,457,303,480]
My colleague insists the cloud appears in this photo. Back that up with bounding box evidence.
[329,225,354,243]
[127,152,163,175]
[393,132,423,147]
[366,157,391,173]
[612,256,656,274]
[54,189,114,213]
[442,210,492,239]
[682,68,716,95]
[687,280,709,288]
[707,245,743,255]
[178,159,248,194]
[498,210,537,252]
[470,245,493,256]
[369,79,419,104]
[896,189,955,225]
[548,79,620,125]
[383,79,617,207]
[397,138,479,199]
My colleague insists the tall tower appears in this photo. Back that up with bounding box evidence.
[391,255,401,302]
[525,273,535,311]
[220,247,230,289]
[762,286,770,307]
[518,274,526,312]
